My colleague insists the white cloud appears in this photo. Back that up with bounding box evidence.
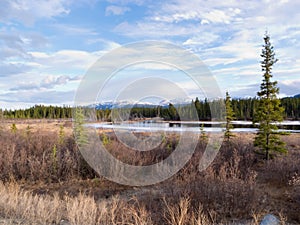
[278,79,300,96]
[0,63,32,77]
[0,35,121,104]
[183,33,219,46]
[9,75,82,91]
[0,32,47,60]
[0,48,102,107]
[0,31,49,79]
[281,79,300,86]
[0,90,76,108]
[29,50,101,71]
[203,58,241,67]
[105,5,130,16]
[50,24,98,36]
[0,0,71,26]
[150,0,242,24]
[106,0,146,5]
[9,82,39,91]
[85,38,121,50]
[114,21,200,38]
[40,75,81,89]
[201,9,240,24]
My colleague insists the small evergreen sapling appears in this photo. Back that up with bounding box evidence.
[224,91,235,142]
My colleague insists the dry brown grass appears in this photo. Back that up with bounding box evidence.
[163,197,212,225]
[0,119,73,134]
[0,181,291,225]
[255,134,300,190]
[0,120,299,224]
[0,181,210,225]
[0,181,153,225]
[0,181,63,224]
[0,124,97,182]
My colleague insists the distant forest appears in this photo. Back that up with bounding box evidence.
[1,96,299,121]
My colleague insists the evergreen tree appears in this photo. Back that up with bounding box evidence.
[168,103,179,121]
[73,107,88,148]
[204,98,210,120]
[224,91,235,141]
[253,33,286,160]
[58,125,65,145]
[194,97,201,119]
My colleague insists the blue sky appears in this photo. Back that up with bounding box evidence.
[0,0,300,109]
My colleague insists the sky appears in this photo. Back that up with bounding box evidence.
[0,0,300,109]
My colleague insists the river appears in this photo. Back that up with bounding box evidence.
[88,120,300,133]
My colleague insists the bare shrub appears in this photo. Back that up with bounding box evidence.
[0,128,97,183]
[160,138,259,222]
[163,197,213,225]
[163,197,190,225]
[262,150,300,186]
[190,204,211,225]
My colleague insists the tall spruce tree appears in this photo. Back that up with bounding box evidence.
[253,33,286,160]
[225,91,235,142]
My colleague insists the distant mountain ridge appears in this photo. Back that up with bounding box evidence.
[93,99,192,110]
[94,95,300,110]
[94,101,159,110]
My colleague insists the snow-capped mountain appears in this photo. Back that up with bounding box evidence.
[93,98,192,110]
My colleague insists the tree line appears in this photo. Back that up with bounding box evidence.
[0,105,73,119]
[1,95,299,121]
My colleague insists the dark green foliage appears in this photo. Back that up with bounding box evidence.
[194,97,212,120]
[168,103,179,121]
[231,97,299,120]
[225,92,235,141]
[281,96,300,119]
[73,107,89,148]
[3,105,72,119]
[231,98,258,120]
[253,33,286,160]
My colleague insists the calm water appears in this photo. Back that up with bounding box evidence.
[89,120,300,133]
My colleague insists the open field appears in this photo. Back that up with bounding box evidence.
[0,119,73,134]
[0,119,299,224]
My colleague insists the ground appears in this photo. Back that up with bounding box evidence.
[0,119,299,224]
